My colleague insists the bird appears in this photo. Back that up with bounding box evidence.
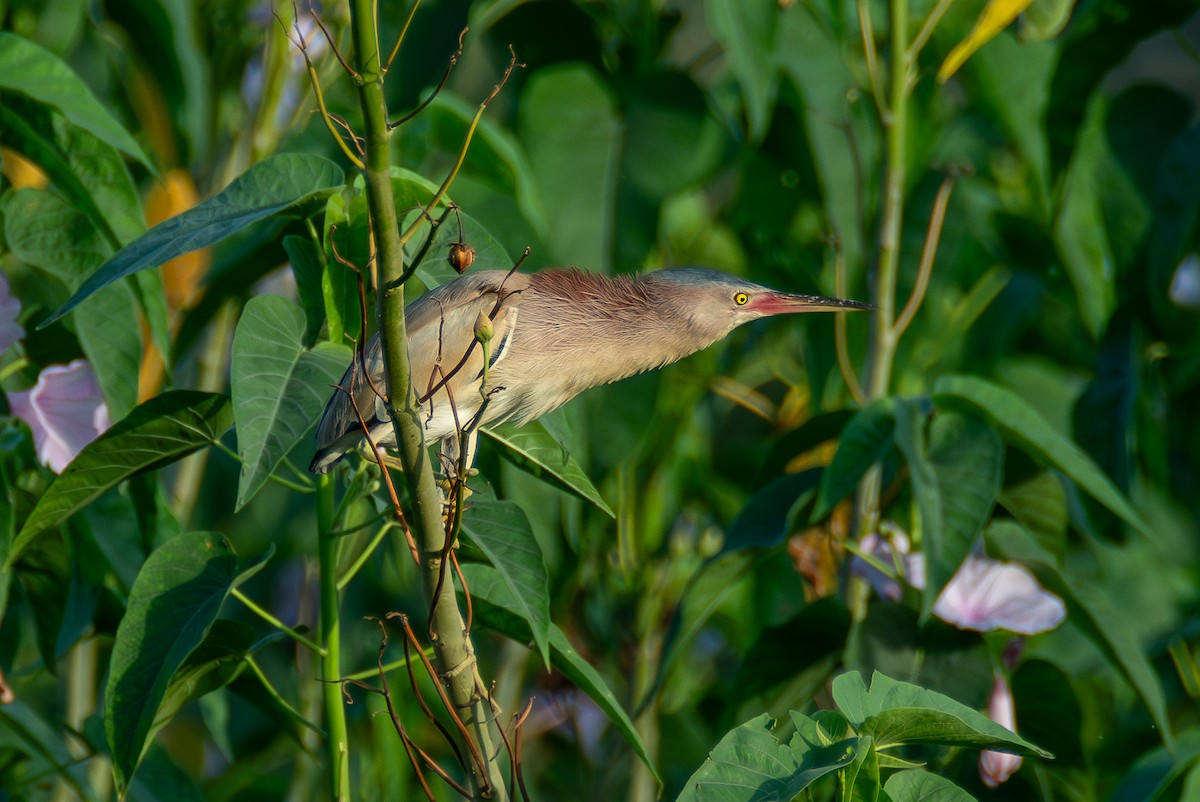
[309,267,871,474]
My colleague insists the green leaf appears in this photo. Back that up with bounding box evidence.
[883,770,976,802]
[8,392,233,567]
[987,520,1175,752]
[481,421,613,518]
[282,234,327,347]
[832,671,1052,757]
[933,374,1149,536]
[0,32,153,170]
[0,700,100,801]
[43,153,344,325]
[153,620,254,740]
[230,296,351,510]
[518,63,619,270]
[705,0,779,139]
[459,496,551,666]
[896,404,1004,618]
[723,470,820,554]
[105,532,240,794]
[815,399,896,520]
[1053,96,1117,338]
[677,713,857,802]
[460,562,660,784]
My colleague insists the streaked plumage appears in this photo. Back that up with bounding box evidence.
[309,267,869,473]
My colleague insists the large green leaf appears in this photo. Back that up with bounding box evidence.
[461,562,660,784]
[832,671,1051,757]
[459,496,550,666]
[481,421,613,517]
[517,63,619,270]
[281,234,326,347]
[883,770,976,802]
[677,712,858,802]
[933,374,1148,536]
[705,0,779,140]
[230,296,351,510]
[8,392,233,567]
[104,532,248,794]
[43,153,344,325]
[722,470,820,554]
[815,399,896,520]
[896,404,1004,618]
[0,32,153,170]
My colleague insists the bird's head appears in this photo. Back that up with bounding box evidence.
[645,268,872,343]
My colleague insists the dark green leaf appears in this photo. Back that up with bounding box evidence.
[459,496,551,666]
[706,0,779,139]
[482,421,613,517]
[0,32,153,169]
[105,532,240,793]
[9,392,233,566]
[282,234,326,346]
[723,470,820,554]
[815,399,895,520]
[230,296,351,510]
[44,153,344,324]
[933,374,1149,536]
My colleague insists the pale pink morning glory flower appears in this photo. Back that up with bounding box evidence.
[933,556,1066,635]
[8,360,111,472]
[0,272,22,354]
[852,530,1064,635]
[980,672,1023,787]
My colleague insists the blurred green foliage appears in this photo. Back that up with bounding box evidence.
[1,0,1200,799]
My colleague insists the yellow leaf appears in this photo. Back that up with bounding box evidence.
[938,0,1035,82]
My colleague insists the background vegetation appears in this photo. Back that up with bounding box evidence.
[1,0,1199,799]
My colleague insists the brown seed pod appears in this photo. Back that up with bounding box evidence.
[447,242,476,273]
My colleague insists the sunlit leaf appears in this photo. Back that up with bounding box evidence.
[482,421,613,517]
[0,32,153,169]
[461,562,660,784]
[938,0,1035,82]
[43,153,344,325]
[832,671,1051,757]
[8,392,233,567]
[459,496,551,666]
[884,769,977,802]
[230,296,351,510]
[676,712,857,802]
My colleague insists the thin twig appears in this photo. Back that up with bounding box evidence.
[391,613,491,794]
[390,28,468,129]
[309,3,360,81]
[833,243,868,405]
[398,46,524,248]
[384,0,423,74]
[893,171,957,340]
[908,0,956,64]
[285,0,365,169]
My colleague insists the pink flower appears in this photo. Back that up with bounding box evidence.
[933,556,1065,635]
[0,272,22,354]
[850,528,924,601]
[8,360,111,472]
[980,672,1023,787]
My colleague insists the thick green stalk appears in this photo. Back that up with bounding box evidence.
[346,2,506,797]
[853,0,911,620]
[317,476,351,800]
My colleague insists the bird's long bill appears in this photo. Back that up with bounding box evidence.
[751,291,874,316]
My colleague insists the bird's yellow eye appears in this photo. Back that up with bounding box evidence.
[734,292,749,306]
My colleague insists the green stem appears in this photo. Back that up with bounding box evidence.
[854,0,911,621]
[246,655,325,735]
[317,475,351,800]
[232,588,326,655]
[347,1,507,797]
